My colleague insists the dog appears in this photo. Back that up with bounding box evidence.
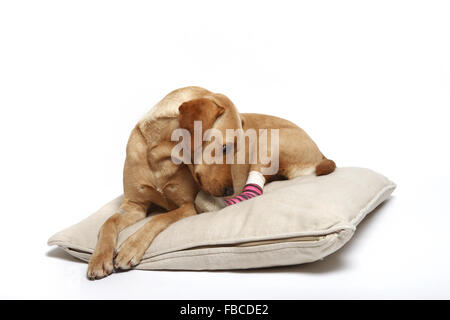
[87,86,335,280]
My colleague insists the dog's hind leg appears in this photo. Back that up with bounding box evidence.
[113,202,197,270]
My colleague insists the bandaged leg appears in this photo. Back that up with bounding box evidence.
[224,171,265,206]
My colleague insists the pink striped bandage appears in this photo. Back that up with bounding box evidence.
[224,171,265,206]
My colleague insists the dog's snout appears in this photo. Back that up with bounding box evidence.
[222,186,234,197]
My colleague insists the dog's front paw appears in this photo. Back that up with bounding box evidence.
[87,249,114,280]
[114,235,146,270]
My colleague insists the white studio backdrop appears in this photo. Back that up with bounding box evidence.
[0,0,449,299]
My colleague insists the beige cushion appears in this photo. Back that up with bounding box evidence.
[47,167,395,270]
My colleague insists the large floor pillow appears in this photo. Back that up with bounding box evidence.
[48,167,396,270]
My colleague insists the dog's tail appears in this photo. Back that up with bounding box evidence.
[315,157,336,176]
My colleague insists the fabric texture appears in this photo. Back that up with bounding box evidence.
[48,167,396,270]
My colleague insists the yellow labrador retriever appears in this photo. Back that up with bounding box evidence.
[87,86,335,280]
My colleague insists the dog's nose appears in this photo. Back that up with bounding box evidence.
[222,186,234,197]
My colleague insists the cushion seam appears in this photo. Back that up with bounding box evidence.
[143,233,342,263]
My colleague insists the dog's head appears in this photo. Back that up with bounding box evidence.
[178,93,245,197]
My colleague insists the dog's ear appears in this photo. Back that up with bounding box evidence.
[178,98,224,135]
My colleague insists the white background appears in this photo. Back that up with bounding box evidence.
[0,0,449,299]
